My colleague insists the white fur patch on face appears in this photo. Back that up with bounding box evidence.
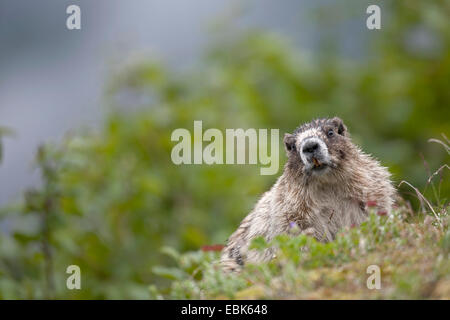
[299,137,329,164]
[296,128,319,145]
[296,128,330,167]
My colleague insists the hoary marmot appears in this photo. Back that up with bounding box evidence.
[221,117,396,272]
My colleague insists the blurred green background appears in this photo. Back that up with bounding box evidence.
[0,1,449,298]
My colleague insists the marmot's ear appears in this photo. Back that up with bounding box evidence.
[331,117,347,136]
[284,133,296,153]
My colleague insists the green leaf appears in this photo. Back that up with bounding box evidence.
[152,266,186,280]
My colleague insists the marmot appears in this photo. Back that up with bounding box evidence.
[221,117,396,272]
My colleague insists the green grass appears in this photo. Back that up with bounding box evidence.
[153,205,449,299]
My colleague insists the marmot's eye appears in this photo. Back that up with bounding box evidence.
[327,129,334,137]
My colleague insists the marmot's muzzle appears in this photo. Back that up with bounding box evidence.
[300,137,330,171]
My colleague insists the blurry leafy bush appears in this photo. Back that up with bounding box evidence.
[0,1,449,298]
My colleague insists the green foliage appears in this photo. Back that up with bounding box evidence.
[0,1,449,298]
[157,208,449,299]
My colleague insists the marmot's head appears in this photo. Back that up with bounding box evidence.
[284,117,352,178]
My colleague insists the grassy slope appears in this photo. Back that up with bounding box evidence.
[154,203,449,299]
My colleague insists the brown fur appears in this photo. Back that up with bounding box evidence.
[220,117,396,272]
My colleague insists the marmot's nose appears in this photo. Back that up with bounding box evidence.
[302,141,320,154]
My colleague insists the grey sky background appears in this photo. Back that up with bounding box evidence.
[0,0,371,206]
